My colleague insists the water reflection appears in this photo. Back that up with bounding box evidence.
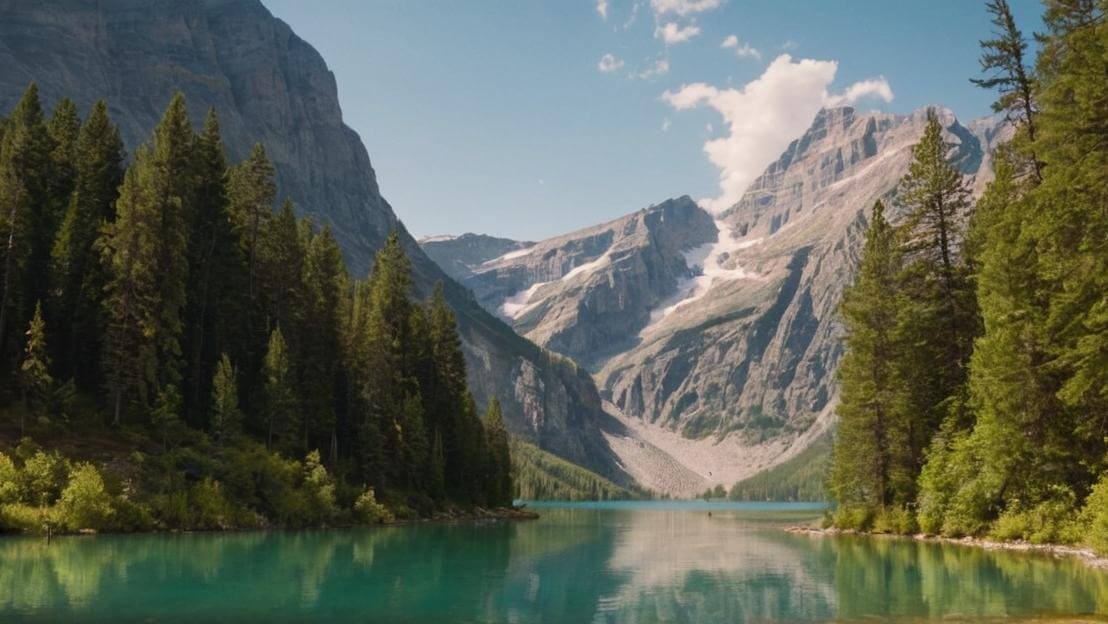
[0,506,1104,623]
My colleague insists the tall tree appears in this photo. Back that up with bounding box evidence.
[971,0,1041,180]
[0,84,55,371]
[50,100,124,389]
[262,326,297,452]
[228,143,275,303]
[484,397,513,507]
[210,353,242,444]
[19,301,51,435]
[829,201,911,509]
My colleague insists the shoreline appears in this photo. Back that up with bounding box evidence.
[0,506,540,539]
[786,526,1108,570]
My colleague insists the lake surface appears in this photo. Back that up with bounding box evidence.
[2,501,1106,623]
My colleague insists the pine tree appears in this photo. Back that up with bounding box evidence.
[829,201,911,509]
[182,108,246,426]
[50,100,124,389]
[100,145,160,425]
[262,326,297,452]
[484,397,513,507]
[429,428,446,500]
[228,143,276,302]
[424,281,471,499]
[0,83,55,371]
[896,109,978,435]
[971,0,1041,179]
[211,353,242,444]
[19,301,52,435]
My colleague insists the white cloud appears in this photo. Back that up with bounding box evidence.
[661,117,671,131]
[598,53,626,73]
[634,57,670,79]
[655,22,701,45]
[721,34,761,60]
[651,0,722,16]
[597,0,608,20]
[661,54,894,212]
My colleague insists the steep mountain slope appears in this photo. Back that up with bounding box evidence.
[427,106,1005,495]
[420,233,534,283]
[0,0,628,482]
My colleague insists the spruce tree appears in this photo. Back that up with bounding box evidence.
[829,201,911,509]
[211,353,242,444]
[50,100,124,389]
[19,301,52,435]
[0,83,55,371]
[484,397,513,507]
[228,143,276,302]
[262,326,297,452]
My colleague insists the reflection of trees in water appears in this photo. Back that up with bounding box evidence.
[824,534,1106,620]
[2,514,1107,622]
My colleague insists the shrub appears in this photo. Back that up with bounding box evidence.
[191,477,236,530]
[0,453,18,504]
[1082,474,1108,555]
[830,505,874,531]
[872,506,918,535]
[354,487,393,524]
[18,450,69,506]
[302,450,337,523]
[57,463,114,531]
[989,486,1081,545]
[0,503,58,534]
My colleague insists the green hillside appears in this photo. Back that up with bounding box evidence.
[512,440,645,501]
[728,434,830,502]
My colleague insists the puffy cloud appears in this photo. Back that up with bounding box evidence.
[655,22,701,45]
[650,0,722,16]
[598,53,626,73]
[597,0,608,20]
[661,54,894,212]
[721,34,761,60]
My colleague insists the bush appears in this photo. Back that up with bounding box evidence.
[0,453,18,504]
[0,503,58,533]
[302,450,337,523]
[1082,474,1108,554]
[872,506,918,535]
[57,463,114,532]
[191,477,244,530]
[354,487,393,524]
[830,505,874,531]
[18,450,69,506]
[989,486,1081,545]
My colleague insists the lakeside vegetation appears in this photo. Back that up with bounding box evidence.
[0,88,512,534]
[511,439,646,501]
[728,435,830,502]
[828,0,1108,553]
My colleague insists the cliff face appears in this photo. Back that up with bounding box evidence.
[425,106,1006,495]
[0,0,628,482]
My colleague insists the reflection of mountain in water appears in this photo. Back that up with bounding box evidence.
[1,510,1106,622]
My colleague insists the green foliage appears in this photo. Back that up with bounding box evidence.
[17,448,68,507]
[990,486,1082,545]
[354,487,393,524]
[210,354,242,443]
[871,506,918,535]
[1080,474,1108,555]
[56,462,114,531]
[484,398,513,506]
[511,439,640,501]
[19,301,52,413]
[729,434,829,502]
[0,452,18,504]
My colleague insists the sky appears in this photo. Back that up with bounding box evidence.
[262,0,1043,241]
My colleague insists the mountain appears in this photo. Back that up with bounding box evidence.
[0,0,628,482]
[425,106,1006,495]
[420,233,534,283]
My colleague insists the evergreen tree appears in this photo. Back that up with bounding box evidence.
[50,100,124,389]
[210,353,241,444]
[429,428,446,500]
[182,108,245,426]
[484,397,513,507]
[424,281,472,499]
[228,143,275,302]
[262,326,297,452]
[971,0,1041,179]
[895,109,978,436]
[100,145,160,425]
[0,84,55,371]
[19,301,51,434]
[829,202,911,509]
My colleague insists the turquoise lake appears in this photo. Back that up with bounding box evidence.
[2,501,1106,623]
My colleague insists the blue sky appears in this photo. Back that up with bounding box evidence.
[262,0,1042,241]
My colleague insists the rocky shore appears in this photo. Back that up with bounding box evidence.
[785,526,1108,570]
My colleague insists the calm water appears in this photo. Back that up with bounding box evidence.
[2,501,1106,623]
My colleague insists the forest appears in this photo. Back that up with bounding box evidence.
[828,0,1108,551]
[0,88,512,533]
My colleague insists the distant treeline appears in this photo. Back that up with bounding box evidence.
[728,435,830,503]
[0,86,511,533]
[512,440,646,501]
[828,0,1108,551]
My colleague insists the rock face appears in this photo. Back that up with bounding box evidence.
[0,0,629,482]
[427,106,1005,495]
[419,233,534,283]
